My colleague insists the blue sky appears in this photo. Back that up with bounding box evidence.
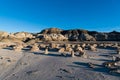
[0,0,120,32]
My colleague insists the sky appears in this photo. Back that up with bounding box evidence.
[0,0,120,33]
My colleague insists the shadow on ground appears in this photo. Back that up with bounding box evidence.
[32,52,71,58]
[68,61,120,77]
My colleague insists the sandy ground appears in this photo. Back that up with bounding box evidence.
[0,47,120,80]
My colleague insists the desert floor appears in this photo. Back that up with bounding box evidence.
[0,46,120,80]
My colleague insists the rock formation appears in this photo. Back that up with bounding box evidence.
[0,28,120,43]
[40,28,62,34]
[30,44,39,52]
[103,61,118,68]
[71,50,75,57]
[0,31,9,39]
[13,45,23,52]
[44,46,49,54]
[41,34,68,41]
[87,45,97,51]
[58,48,65,53]
[13,32,33,39]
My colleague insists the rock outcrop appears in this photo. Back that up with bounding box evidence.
[13,32,33,39]
[0,31,34,43]
[40,28,62,34]
[38,28,96,41]
[80,33,96,41]
[42,34,68,41]
[0,31,9,39]
[90,31,120,41]
[0,28,120,42]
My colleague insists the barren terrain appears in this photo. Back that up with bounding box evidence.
[0,42,120,80]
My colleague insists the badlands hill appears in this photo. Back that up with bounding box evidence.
[38,28,120,41]
[0,28,120,43]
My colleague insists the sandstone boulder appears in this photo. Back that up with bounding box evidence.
[58,48,65,53]
[30,44,39,52]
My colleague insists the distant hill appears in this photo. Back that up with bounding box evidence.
[0,28,120,43]
[38,28,120,41]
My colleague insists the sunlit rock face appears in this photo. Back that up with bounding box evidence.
[41,34,68,41]
[13,32,33,39]
[0,31,34,43]
[38,28,68,41]
[0,31,9,39]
